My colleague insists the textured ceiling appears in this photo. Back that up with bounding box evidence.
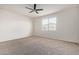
[0,4,75,18]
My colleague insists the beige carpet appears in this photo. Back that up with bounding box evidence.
[0,36,79,55]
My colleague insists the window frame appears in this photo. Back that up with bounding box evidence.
[41,16,56,32]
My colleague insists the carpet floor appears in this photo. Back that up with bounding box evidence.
[0,36,79,55]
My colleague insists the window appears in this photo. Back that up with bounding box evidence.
[41,17,56,31]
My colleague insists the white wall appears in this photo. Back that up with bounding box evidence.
[33,6,78,43]
[0,9,32,42]
[78,5,79,41]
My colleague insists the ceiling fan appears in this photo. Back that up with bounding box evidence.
[25,4,43,14]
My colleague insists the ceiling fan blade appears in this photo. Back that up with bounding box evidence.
[25,7,33,10]
[34,4,36,10]
[35,11,39,14]
[29,10,34,13]
[36,9,43,11]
